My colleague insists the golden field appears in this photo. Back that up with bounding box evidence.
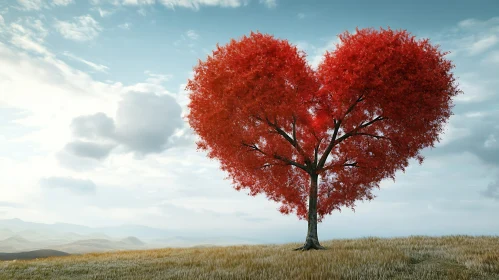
[1,235,498,280]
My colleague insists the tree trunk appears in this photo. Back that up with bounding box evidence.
[294,173,326,251]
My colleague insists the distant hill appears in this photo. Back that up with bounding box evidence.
[0,249,70,261]
[17,229,53,241]
[121,236,145,246]
[0,218,178,240]
[51,237,146,254]
[1,235,31,244]
[0,235,37,252]
[0,228,14,240]
[0,218,269,253]
[0,232,147,254]
[61,232,84,241]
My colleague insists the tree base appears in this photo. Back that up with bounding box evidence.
[293,239,326,251]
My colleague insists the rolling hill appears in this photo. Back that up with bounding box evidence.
[0,235,36,252]
[0,249,70,261]
[50,238,146,254]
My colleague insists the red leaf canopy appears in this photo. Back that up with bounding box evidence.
[187,28,460,222]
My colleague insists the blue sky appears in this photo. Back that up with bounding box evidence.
[0,0,498,243]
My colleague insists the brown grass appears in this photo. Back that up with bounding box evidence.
[1,235,498,279]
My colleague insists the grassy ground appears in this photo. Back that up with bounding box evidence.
[0,235,498,280]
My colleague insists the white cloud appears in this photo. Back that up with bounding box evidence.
[158,0,249,9]
[10,35,50,55]
[95,7,114,17]
[435,17,499,57]
[458,17,499,29]
[16,0,45,10]
[62,51,109,72]
[52,0,74,6]
[121,71,173,94]
[481,179,499,200]
[458,19,479,28]
[137,7,148,15]
[259,0,276,8]
[0,37,123,156]
[465,112,485,118]
[89,0,121,5]
[485,51,499,64]
[293,41,312,52]
[90,0,251,9]
[309,38,341,69]
[88,0,278,10]
[54,15,102,42]
[484,134,498,149]
[435,117,471,147]
[118,22,132,30]
[174,30,200,49]
[0,19,180,165]
[39,176,97,194]
[0,15,4,26]
[186,30,199,40]
[122,0,155,5]
[144,71,172,84]
[454,77,495,103]
[58,91,183,162]
[25,19,48,38]
[469,35,498,55]
[294,30,355,69]
[3,18,50,55]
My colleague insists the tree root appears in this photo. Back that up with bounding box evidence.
[293,241,327,251]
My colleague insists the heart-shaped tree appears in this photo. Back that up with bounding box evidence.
[187,28,461,250]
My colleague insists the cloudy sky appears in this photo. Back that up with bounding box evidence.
[0,0,498,243]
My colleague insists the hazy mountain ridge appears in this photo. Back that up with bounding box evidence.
[0,219,149,254]
[0,232,147,254]
[0,228,15,240]
[0,235,35,252]
[0,219,266,255]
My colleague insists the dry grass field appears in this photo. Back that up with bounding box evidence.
[0,235,498,280]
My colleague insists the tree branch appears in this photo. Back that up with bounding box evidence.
[344,95,365,117]
[254,163,287,170]
[353,132,389,140]
[272,153,308,171]
[319,161,358,173]
[241,142,308,171]
[313,143,319,167]
[292,114,297,144]
[316,95,365,169]
[263,116,310,164]
[317,119,341,169]
[265,116,295,146]
[241,142,266,155]
[357,115,385,130]
[333,116,386,145]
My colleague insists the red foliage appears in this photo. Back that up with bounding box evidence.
[187,29,460,222]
